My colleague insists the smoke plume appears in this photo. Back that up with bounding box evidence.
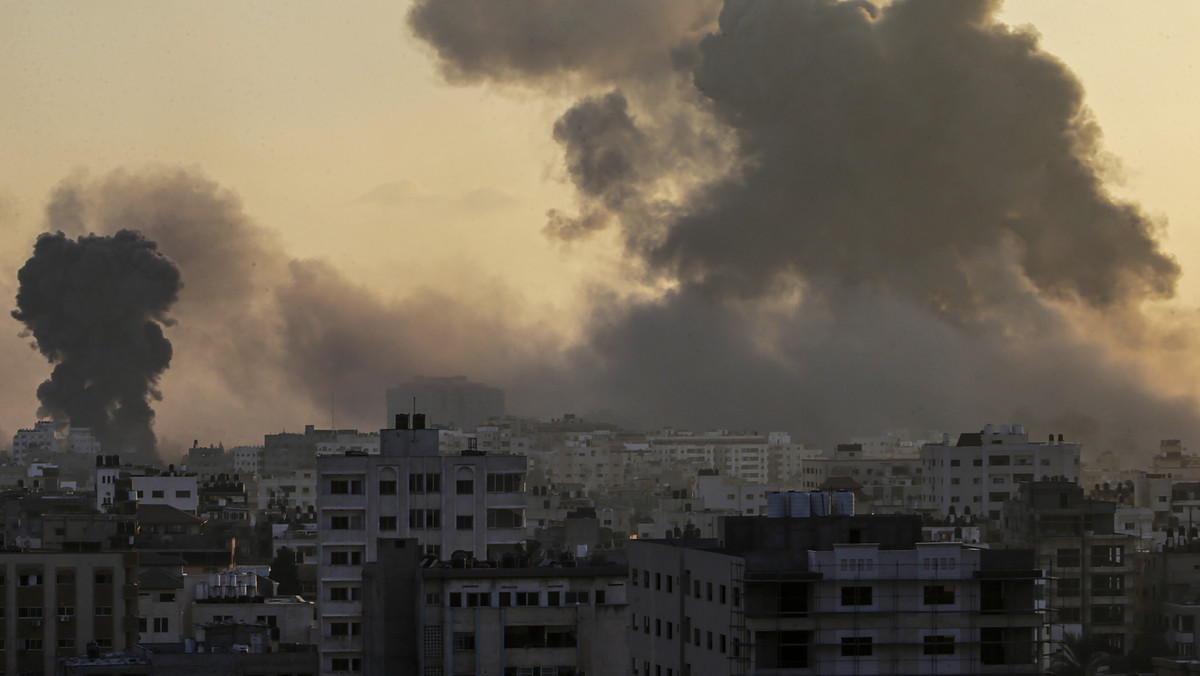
[410,0,1200,452]
[12,230,182,460]
[29,169,560,452]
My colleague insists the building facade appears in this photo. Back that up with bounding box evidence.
[316,415,527,675]
[921,424,1081,521]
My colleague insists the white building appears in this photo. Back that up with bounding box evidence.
[920,424,1081,521]
[233,445,264,477]
[694,470,777,516]
[316,414,527,675]
[133,474,200,513]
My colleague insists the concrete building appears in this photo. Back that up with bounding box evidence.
[361,537,629,675]
[921,424,1081,521]
[132,474,199,513]
[316,414,527,675]
[0,549,139,676]
[386,376,505,430]
[628,514,1042,675]
[999,481,1138,656]
[232,445,264,478]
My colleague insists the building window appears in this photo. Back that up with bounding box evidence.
[409,473,441,493]
[379,516,398,531]
[330,515,364,530]
[409,509,442,529]
[379,480,397,495]
[329,479,363,495]
[1092,574,1124,596]
[841,636,873,657]
[486,473,524,493]
[923,585,955,605]
[1058,548,1082,568]
[56,571,75,584]
[454,633,476,651]
[456,479,474,495]
[19,639,42,651]
[456,515,474,530]
[18,607,43,618]
[1092,605,1125,625]
[486,508,524,529]
[151,490,165,498]
[923,635,955,655]
[1057,578,1081,598]
[329,550,362,566]
[566,591,589,604]
[158,593,175,602]
[58,638,75,649]
[1092,545,1124,567]
[331,657,362,672]
[94,606,113,616]
[153,617,169,632]
[18,574,42,586]
[514,591,539,606]
[841,586,873,606]
[56,606,74,616]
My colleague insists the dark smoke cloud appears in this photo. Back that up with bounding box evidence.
[411,0,1200,452]
[12,230,181,461]
[407,0,720,88]
[32,169,559,451]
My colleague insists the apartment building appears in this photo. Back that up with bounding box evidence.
[316,414,527,675]
[628,513,1042,675]
[360,537,628,675]
[132,474,199,513]
[921,424,1080,521]
[0,549,139,675]
[647,431,774,485]
[999,481,1137,656]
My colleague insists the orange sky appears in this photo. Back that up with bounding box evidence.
[1,0,1197,449]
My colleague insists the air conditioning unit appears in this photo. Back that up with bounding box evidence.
[32,620,41,627]
[59,616,70,622]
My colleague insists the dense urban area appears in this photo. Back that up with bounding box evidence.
[0,376,1196,675]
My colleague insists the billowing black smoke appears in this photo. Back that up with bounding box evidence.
[12,230,181,460]
[409,0,1200,452]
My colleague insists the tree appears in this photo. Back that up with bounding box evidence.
[269,546,303,596]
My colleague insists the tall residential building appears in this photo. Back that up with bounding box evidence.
[316,414,527,675]
[0,549,139,675]
[386,376,505,430]
[921,424,1081,521]
[628,514,1043,675]
[999,481,1138,657]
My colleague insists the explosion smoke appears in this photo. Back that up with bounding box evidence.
[12,230,181,460]
[409,0,1200,451]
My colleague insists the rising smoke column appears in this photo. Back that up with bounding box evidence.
[12,230,181,460]
[410,0,1200,451]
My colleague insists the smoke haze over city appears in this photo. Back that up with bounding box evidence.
[3,0,1200,459]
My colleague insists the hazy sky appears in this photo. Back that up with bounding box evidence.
[2,0,1199,455]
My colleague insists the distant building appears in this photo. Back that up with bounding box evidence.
[920,423,1081,521]
[385,376,505,430]
[12,421,101,464]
